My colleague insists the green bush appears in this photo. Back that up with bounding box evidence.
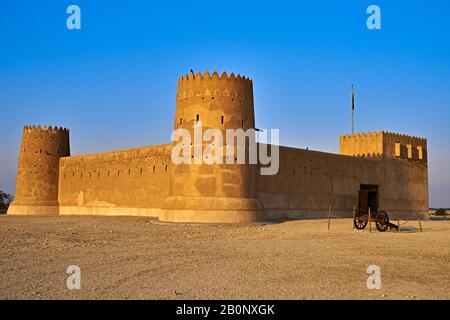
[434,208,447,216]
[0,191,13,214]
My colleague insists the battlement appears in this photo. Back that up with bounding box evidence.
[381,130,427,145]
[24,125,69,133]
[340,131,427,164]
[177,71,253,99]
[178,70,252,85]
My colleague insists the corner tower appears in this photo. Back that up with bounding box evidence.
[8,125,70,215]
[160,71,265,223]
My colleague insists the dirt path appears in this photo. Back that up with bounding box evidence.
[0,215,448,299]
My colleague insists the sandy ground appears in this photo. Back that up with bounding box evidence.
[0,215,448,300]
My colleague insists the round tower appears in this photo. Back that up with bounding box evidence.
[160,71,265,223]
[8,125,70,215]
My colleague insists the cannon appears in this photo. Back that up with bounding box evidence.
[353,209,399,232]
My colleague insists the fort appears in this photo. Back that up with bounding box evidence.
[7,71,429,222]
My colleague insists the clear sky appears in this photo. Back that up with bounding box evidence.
[0,0,449,207]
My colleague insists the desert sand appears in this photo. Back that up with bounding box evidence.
[0,215,448,300]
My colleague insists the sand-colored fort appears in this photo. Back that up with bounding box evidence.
[7,71,429,222]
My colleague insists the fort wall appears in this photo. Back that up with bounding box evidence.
[258,146,379,219]
[258,146,428,219]
[379,156,428,215]
[58,144,171,216]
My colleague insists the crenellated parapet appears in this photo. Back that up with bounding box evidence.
[340,131,427,164]
[23,125,69,133]
[177,71,253,93]
[340,131,384,157]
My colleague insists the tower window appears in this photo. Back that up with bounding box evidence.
[417,146,423,160]
[196,114,199,122]
[180,118,183,125]
[221,116,224,125]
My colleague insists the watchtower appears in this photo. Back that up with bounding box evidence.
[8,125,70,215]
[160,71,265,222]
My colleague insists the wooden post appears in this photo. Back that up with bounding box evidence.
[328,205,332,230]
[352,205,356,229]
[418,212,423,232]
[397,210,400,232]
[368,207,372,233]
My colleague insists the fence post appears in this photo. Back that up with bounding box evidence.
[368,207,372,233]
[352,205,356,229]
[418,212,423,232]
[328,205,332,230]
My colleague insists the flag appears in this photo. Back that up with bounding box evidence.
[351,84,355,111]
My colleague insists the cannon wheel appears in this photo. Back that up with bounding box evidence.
[354,211,368,230]
[376,211,389,232]
[354,219,368,230]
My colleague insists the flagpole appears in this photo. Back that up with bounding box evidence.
[351,84,355,134]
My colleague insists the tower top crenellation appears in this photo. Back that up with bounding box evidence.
[178,70,252,85]
[24,125,69,133]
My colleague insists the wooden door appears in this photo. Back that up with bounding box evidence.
[358,190,369,212]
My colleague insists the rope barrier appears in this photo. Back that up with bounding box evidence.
[284,205,429,233]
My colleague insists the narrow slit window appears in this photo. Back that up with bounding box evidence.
[221,116,224,125]
[196,114,200,122]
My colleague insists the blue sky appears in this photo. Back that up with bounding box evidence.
[0,0,449,207]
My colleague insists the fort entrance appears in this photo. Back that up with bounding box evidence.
[358,184,379,213]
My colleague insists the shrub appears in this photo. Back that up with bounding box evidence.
[0,191,13,214]
[434,208,447,216]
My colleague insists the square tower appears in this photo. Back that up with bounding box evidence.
[340,131,427,164]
